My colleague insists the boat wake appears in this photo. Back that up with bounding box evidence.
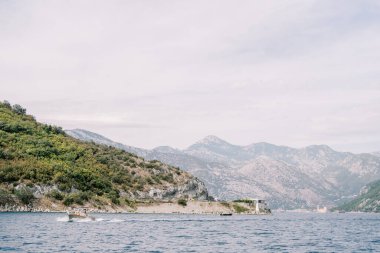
[56,216,125,223]
[56,216,70,222]
[56,216,241,223]
[107,219,125,223]
[56,216,96,222]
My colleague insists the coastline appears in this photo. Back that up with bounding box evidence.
[0,200,271,215]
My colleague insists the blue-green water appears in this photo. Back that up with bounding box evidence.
[1,212,379,252]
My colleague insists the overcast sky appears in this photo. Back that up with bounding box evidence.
[1,0,380,153]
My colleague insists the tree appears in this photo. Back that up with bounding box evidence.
[12,104,26,115]
[177,198,187,206]
[15,187,35,205]
[2,100,11,109]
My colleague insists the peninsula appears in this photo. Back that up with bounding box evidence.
[0,101,270,215]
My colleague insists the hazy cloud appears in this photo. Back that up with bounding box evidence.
[1,0,380,152]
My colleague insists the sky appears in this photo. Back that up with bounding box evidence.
[1,0,380,153]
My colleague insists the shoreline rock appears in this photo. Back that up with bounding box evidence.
[0,200,271,215]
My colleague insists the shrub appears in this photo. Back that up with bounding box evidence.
[58,184,71,192]
[15,187,35,205]
[111,197,120,205]
[220,201,230,208]
[63,195,74,206]
[12,104,26,115]
[49,190,64,201]
[124,198,136,208]
[146,177,154,185]
[146,163,157,169]
[232,204,249,213]
[0,165,22,182]
[233,199,254,204]
[107,189,120,204]
[177,199,187,207]
[0,189,15,206]
[111,175,125,184]
[2,100,11,109]
[63,192,90,206]
[157,173,174,183]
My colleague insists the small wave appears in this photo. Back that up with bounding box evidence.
[56,216,97,222]
[107,219,125,223]
[56,216,69,222]
[75,217,96,223]
[127,218,238,223]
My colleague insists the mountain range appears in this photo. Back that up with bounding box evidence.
[66,129,380,209]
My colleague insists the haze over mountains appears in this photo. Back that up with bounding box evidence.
[66,129,380,209]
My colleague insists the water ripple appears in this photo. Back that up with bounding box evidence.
[0,212,379,252]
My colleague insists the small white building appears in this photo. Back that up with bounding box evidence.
[235,198,269,213]
[254,199,268,213]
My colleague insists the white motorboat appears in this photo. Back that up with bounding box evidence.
[67,208,95,221]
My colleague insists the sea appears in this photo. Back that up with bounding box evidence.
[0,212,379,252]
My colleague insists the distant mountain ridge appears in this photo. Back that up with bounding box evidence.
[66,129,380,209]
[65,129,147,157]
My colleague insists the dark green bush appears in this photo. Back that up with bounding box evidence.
[220,201,230,208]
[107,189,120,204]
[177,199,187,206]
[63,195,74,206]
[12,104,26,115]
[15,187,35,205]
[111,197,120,205]
[49,190,64,200]
[124,198,136,208]
[62,192,90,206]
[233,199,254,204]
[232,204,249,213]
[0,189,15,206]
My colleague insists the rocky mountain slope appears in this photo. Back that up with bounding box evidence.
[65,129,147,157]
[66,130,380,209]
[0,102,208,211]
[336,179,380,213]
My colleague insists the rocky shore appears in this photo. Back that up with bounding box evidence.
[0,200,271,215]
[134,200,271,215]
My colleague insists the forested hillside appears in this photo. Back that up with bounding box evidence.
[336,180,380,213]
[0,101,208,210]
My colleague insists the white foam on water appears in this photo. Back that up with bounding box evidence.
[56,216,98,222]
[107,219,125,223]
[76,217,95,223]
[56,216,69,222]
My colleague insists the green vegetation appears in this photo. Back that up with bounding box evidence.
[0,188,15,206]
[48,190,64,201]
[177,198,187,206]
[233,199,255,204]
[14,187,35,205]
[0,101,189,207]
[336,179,380,213]
[232,204,249,213]
[124,197,136,208]
[220,201,230,208]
